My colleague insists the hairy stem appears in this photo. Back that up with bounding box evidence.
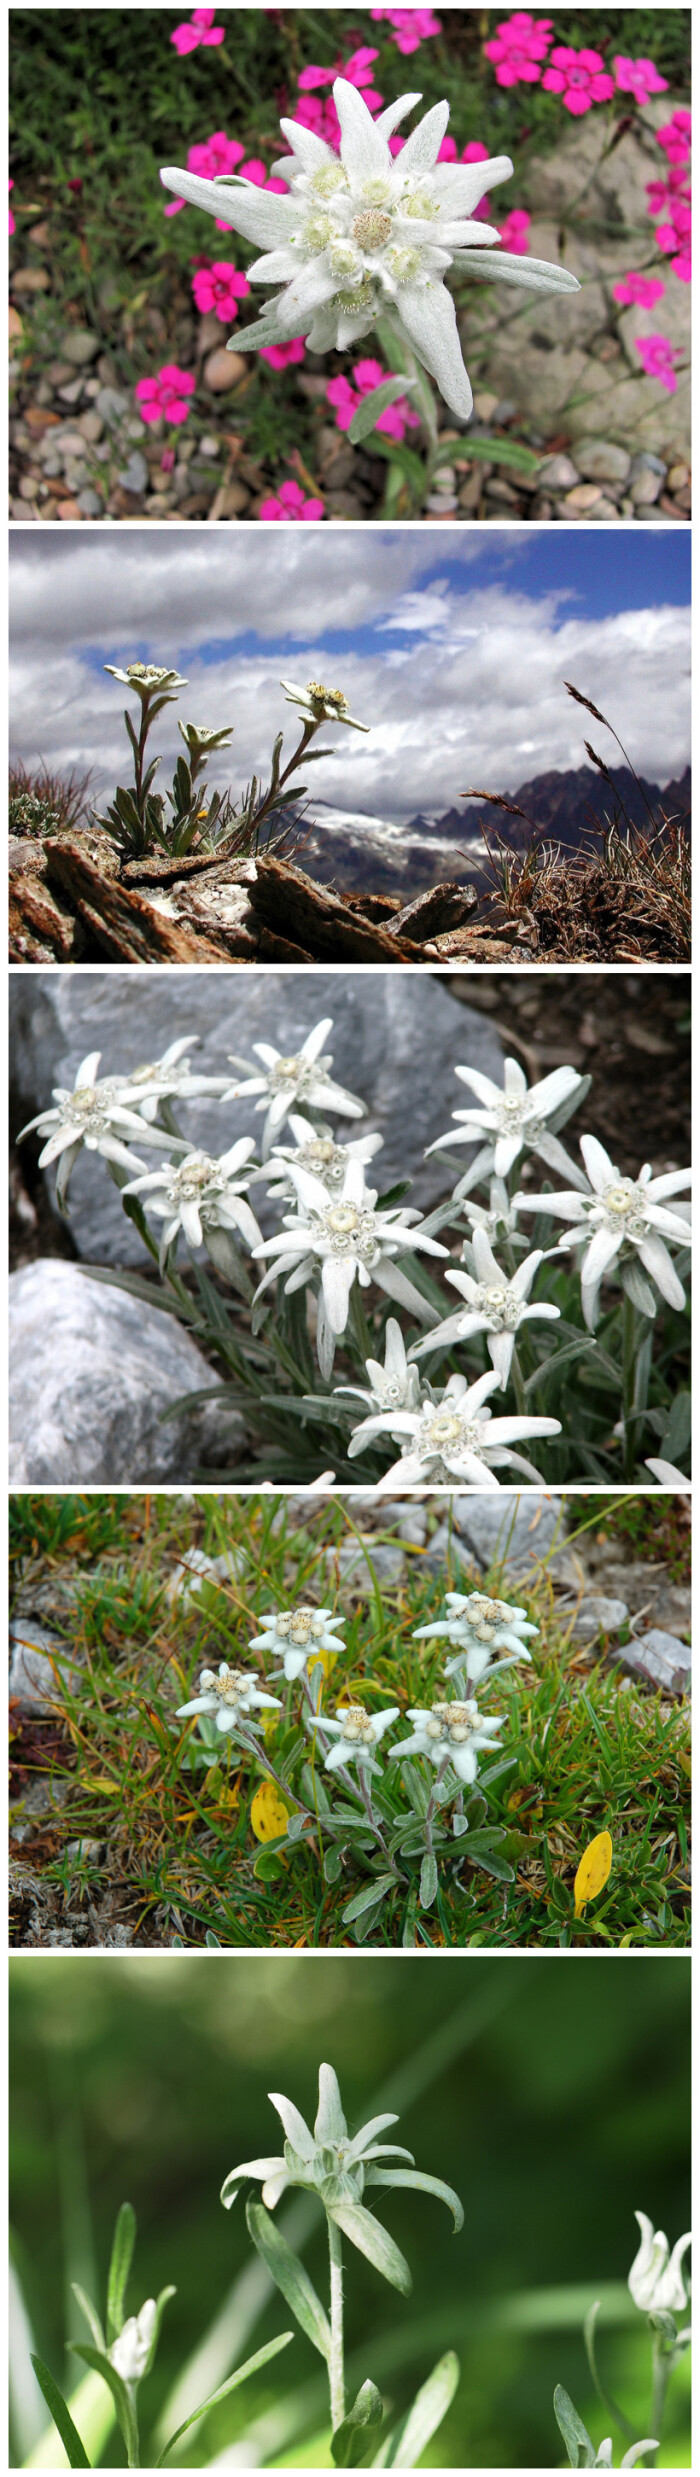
[358,1763,397,1871]
[424,1752,450,1848]
[328,2217,345,2432]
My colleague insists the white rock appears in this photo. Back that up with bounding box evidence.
[9,1618,77,1707]
[9,1259,243,1484]
[623,1628,691,1694]
[570,1596,629,1637]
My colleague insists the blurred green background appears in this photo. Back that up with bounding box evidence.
[10,1954,690,2468]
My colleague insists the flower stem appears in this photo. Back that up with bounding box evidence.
[328,2217,345,2432]
[424,1752,450,1847]
[622,1294,637,1479]
[649,2330,671,2467]
[509,1343,527,1416]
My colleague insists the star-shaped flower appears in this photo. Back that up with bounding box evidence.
[176,1662,281,1736]
[428,1054,587,1182]
[389,1698,504,1783]
[348,1367,560,1488]
[220,2062,463,2293]
[221,1017,366,1159]
[410,1225,560,1387]
[281,678,370,731]
[628,2211,691,2315]
[16,1050,170,1211]
[334,1315,424,1421]
[248,1605,346,1681]
[413,1587,537,1682]
[514,1134,691,1330]
[123,1139,262,1267]
[251,1156,447,1379]
[260,1113,383,1206]
[307,1700,400,1774]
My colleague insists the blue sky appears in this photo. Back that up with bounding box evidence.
[10,529,691,817]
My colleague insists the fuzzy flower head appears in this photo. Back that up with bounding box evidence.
[110,2299,157,2385]
[222,1017,366,1159]
[123,1141,262,1261]
[390,1699,504,1783]
[413,1586,538,1682]
[161,77,578,422]
[176,1662,282,1736]
[248,1605,346,1681]
[16,1050,161,1210]
[220,2061,463,2290]
[308,1700,400,1775]
[410,1225,560,1388]
[349,1367,560,1489]
[282,678,370,732]
[261,1113,383,1207]
[514,1134,691,1331]
[628,2212,691,2316]
[252,1157,448,1380]
[429,1054,586,1182]
[104,662,188,699]
[334,1315,425,1422]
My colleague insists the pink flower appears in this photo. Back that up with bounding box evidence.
[171,9,225,55]
[646,167,691,220]
[669,249,691,283]
[192,260,251,319]
[161,448,176,472]
[542,46,615,115]
[655,111,691,166]
[295,47,384,138]
[259,480,325,521]
[498,208,531,252]
[635,333,682,393]
[134,364,195,427]
[370,8,442,53]
[259,338,306,369]
[327,357,420,443]
[484,13,553,90]
[613,55,668,103]
[9,178,14,235]
[612,270,666,307]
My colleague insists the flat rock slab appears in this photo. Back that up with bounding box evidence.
[11,971,503,1263]
[9,1617,79,1707]
[9,1258,241,1484]
[424,1493,565,1579]
[570,1596,629,1637]
[621,1628,691,1696]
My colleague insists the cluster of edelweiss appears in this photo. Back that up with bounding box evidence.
[21,1012,690,1488]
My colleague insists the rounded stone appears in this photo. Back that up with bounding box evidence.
[562,482,603,511]
[59,328,101,366]
[536,453,579,490]
[203,347,247,390]
[8,1259,240,1484]
[575,438,631,483]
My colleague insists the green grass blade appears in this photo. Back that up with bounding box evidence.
[155,2331,294,2465]
[246,2200,331,2363]
[106,2202,136,2345]
[29,2358,91,2469]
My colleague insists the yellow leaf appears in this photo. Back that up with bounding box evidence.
[574,1829,613,1918]
[250,1780,290,1843]
[678,1750,691,1782]
[308,1647,336,1684]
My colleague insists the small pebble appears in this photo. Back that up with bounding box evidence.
[203,346,247,390]
[575,438,631,483]
[537,454,579,489]
[631,470,662,504]
[77,409,103,443]
[57,500,83,520]
[667,462,689,491]
[563,482,603,511]
[58,378,85,405]
[198,434,221,457]
[77,488,104,516]
[116,450,148,494]
[58,327,100,366]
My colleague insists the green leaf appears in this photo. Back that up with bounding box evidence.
[461,1839,514,1883]
[156,2332,294,2465]
[342,1874,396,1924]
[553,2383,596,2467]
[419,1852,438,1910]
[68,2345,139,2466]
[332,2379,384,2467]
[324,1845,343,1884]
[147,2286,177,2375]
[347,378,417,445]
[72,2285,106,2353]
[375,2350,460,2467]
[363,433,427,491]
[329,2202,412,2295]
[455,432,540,473]
[106,2202,136,2346]
[365,2168,463,2232]
[246,2199,331,2362]
[30,2356,91,2469]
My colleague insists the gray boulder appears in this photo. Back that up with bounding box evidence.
[10,971,502,1266]
[9,1258,243,1483]
[9,1618,78,1708]
[622,1628,691,1696]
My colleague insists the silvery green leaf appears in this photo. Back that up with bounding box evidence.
[364,2169,463,2231]
[314,2063,347,2145]
[647,2308,678,2341]
[324,1846,343,1884]
[373,2349,460,2467]
[461,1837,514,1884]
[329,2202,412,2296]
[29,2356,90,2471]
[398,1764,430,1818]
[453,1813,470,1838]
[156,2331,294,2466]
[419,1852,438,1910]
[332,2379,384,2467]
[72,2283,106,2353]
[246,2200,331,2362]
[347,377,417,446]
[68,2345,139,2468]
[146,2286,177,2375]
[620,1260,657,1318]
[286,1812,305,1843]
[342,1875,396,1925]
[106,2201,136,2345]
[553,2384,597,2467]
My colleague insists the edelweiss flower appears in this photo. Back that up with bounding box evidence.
[220,2062,463,2294]
[178,718,235,753]
[261,1113,383,1205]
[514,1135,692,1330]
[281,677,370,732]
[334,1315,424,1421]
[429,1055,587,1181]
[161,78,578,419]
[110,2300,157,2385]
[348,1367,560,1488]
[252,1157,447,1379]
[389,1699,504,1783]
[123,1140,262,1266]
[16,1050,168,1210]
[104,662,187,698]
[455,1172,521,1236]
[124,1034,235,1123]
[628,2211,691,2315]
[248,1604,346,1681]
[307,1700,400,1774]
[410,1226,560,1387]
[222,1016,365,1158]
[413,1587,538,1682]
[176,1662,281,1735]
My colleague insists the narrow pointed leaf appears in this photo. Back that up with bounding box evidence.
[246,2199,331,2361]
[419,1852,438,1910]
[329,2203,412,2295]
[332,2379,384,2467]
[29,2356,91,2469]
[553,2383,597,2467]
[347,378,417,445]
[363,2168,463,2231]
[68,2345,139,2465]
[375,2350,460,2467]
[147,2286,177,2374]
[314,2063,347,2145]
[72,2285,106,2353]
[106,2202,136,2345]
[156,2331,294,2465]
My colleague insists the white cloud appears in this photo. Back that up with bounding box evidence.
[9,538,690,821]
